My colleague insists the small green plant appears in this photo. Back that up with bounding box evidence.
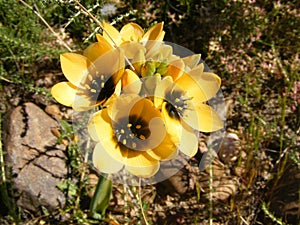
[262,201,289,225]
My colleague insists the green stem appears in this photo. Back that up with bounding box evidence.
[89,174,112,220]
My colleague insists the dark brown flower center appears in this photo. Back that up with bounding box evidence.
[165,88,190,119]
[113,115,150,151]
[82,72,116,104]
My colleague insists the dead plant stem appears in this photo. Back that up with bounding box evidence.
[208,146,214,225]
[139,178,149,225]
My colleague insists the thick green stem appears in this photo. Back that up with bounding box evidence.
[89,174,112,219]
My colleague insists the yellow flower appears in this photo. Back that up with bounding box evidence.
[88,94,181,178]
[94,23,165,62]
[100,22,165,47]
[154,63,223,157]
[51,45,125,111]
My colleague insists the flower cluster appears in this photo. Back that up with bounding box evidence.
[52,22,223,178]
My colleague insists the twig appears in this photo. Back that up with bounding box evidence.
[0,76,13,83]
[64,3,100,29]
[239,216,250,225]
[208,146,214,225]
[72,0,116,46]
[0,113,6,183]
[19,0,73,52]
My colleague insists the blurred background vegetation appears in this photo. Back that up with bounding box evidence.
[0,0,299,224]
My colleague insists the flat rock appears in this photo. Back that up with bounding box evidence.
[3,102,67,213]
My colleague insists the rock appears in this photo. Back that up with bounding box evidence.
[3,102,67,213]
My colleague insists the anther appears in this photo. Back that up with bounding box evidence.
[139,135,146,140]
[135,124,142,129]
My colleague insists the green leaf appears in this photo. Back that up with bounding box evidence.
[89,174,112,219]
[60,120,74,134]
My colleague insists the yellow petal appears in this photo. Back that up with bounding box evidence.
[188,64,221,101]
[156,30,165,41]
[166,59,185,80]
[147,141,178,161]
[120,42,145,59]
[175,72,208,102]
[120,22,144,42]
[145,40,164,59]
[141,75,161,96]
[182,103,223,132]
[126,162,159,178]
[147,102,181,160]
[110,94,141,121]
[114,81,122,96]
[88,109,114,142]
[60,53,91,86]
[51,82,77,107]
[132,48,146,74]
[142,22,164,41]
[125,149,158,167]
[145,116,167,150]
[93,143,124,174]
[154,76,173,109]
[179,124,198,157]
[122,69,142,94]
[182,54,201,70]
[161,102,182,145]
[102,22,122,46]
[129,96,160,123]
[88,109,128,164]
[96,33,114,48]
[93,48,125,78]
[160,44,173,59]
[83,41,112,62]
[72,94,98,112]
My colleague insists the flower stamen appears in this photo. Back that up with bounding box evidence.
[114,115,151,151]
[78,75,117,103]
[164,88,191,119]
